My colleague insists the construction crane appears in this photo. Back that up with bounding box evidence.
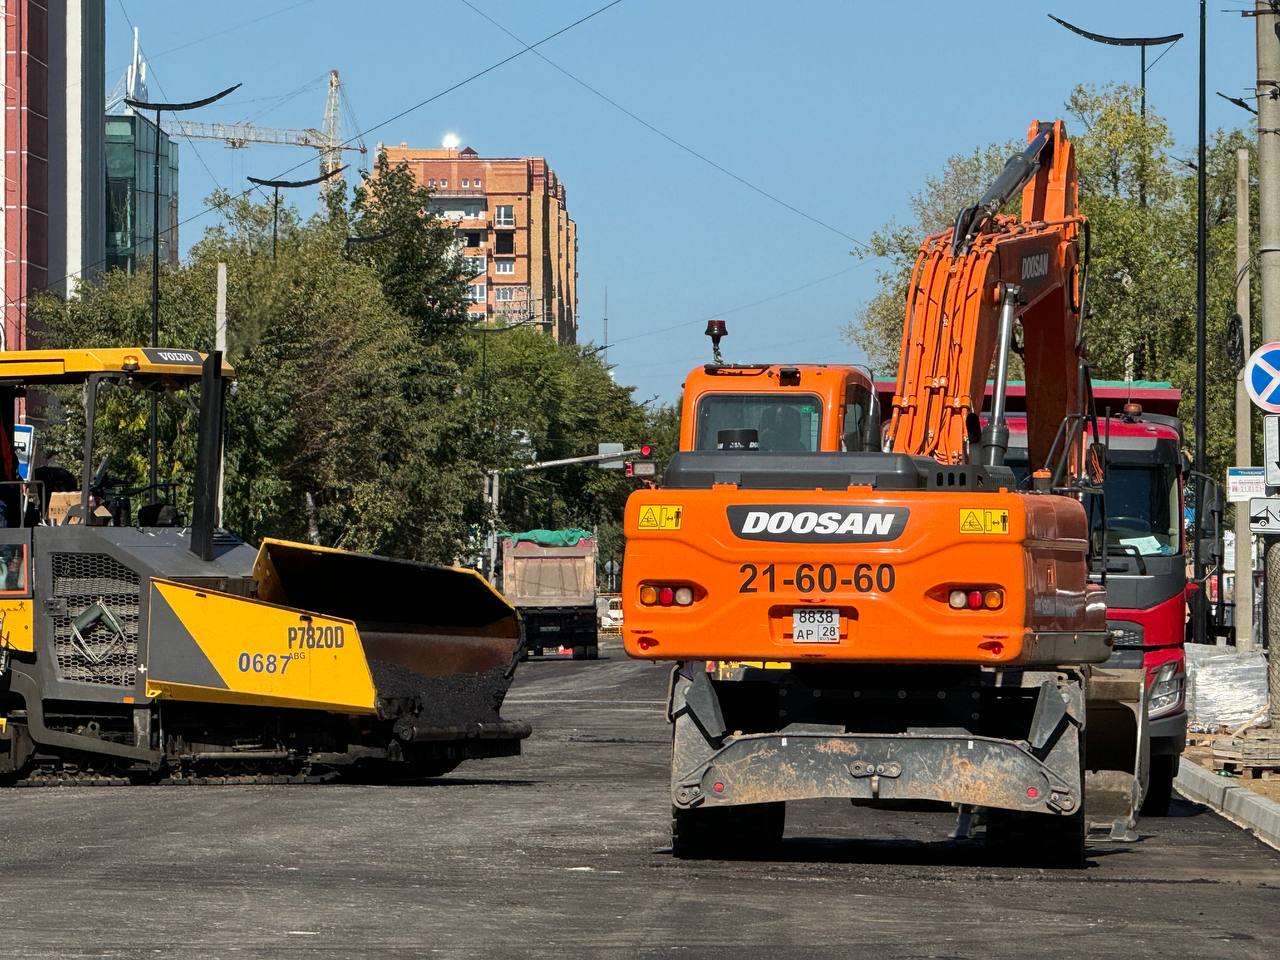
[168,70,367,192]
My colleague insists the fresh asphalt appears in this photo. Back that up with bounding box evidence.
[1,640,1277,959]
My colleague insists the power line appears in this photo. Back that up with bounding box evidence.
[6,0,627,319]
[105,0,321,78]
[456,0,870,253]
[115,1,245,242]
[606,262,864,349]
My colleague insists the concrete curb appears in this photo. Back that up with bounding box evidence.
[1175,758,1280,851]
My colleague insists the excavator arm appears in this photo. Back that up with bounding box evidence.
[888,120,1087,476]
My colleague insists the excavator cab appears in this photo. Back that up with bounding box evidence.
[682,360,879,455]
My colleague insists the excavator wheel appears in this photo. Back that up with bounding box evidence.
[1140,755,1176,817]
[671,802,785,859]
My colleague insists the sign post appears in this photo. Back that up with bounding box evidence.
[1245,342,1280,721]
[1228,466,1266,502]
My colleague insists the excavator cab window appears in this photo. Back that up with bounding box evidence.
[694,394,822,453]
[842,382,881,452]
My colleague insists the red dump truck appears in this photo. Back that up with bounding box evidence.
[500,530,599,660]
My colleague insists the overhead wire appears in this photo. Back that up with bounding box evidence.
[4,0,627,318]
[605,262,864,349]
[105,0,321,77]
[456,0,871,253]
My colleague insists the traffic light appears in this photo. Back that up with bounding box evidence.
[628,441,656,478]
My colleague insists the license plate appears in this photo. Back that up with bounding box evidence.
[792,608,839,643]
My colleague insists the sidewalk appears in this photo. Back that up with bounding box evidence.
[1175,748,1280,850]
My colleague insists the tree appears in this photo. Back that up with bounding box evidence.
[27,155,665,572]
[845,140,1017,375]
[842,84,1255,480]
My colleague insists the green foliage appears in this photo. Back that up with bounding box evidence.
[845,140,1018,375]
[843,83,1255,479]
[28,158,656,568]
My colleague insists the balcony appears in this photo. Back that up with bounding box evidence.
[431,186,486,198]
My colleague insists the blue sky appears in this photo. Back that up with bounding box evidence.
[109,0,1258,403]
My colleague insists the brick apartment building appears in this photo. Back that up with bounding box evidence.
[379,143,578,343]
[3,0,106,350]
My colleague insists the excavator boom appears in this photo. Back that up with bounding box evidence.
[890,120,1086,475]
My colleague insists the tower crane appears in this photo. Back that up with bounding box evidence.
[168,70,367,193]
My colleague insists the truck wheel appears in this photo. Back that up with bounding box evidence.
[1141,754,1176,817]
[985,807,1085,869]
[671,802,785,859]
[586,646,599,661]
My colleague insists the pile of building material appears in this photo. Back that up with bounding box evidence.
[1185,644,1268,733]
[1212,733,1280,779]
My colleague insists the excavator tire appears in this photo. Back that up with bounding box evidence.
[1141,755,1176,817]
[671,802,785,859]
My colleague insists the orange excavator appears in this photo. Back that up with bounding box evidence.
[621,120,1148,867]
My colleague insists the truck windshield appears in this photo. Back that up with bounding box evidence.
[1099,463,1180,556]
[1006,454,1180,558]
[695,394,822,452]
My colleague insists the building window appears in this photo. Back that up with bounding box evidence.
[495,259,515,275]
[440,179,448,188]
[468,283,487,303]
[428,179,436,188]
[495,287,516,302]
[495,232,515,255]
[462,178,470,188]
[463,256,486,277]
[463,231,483,247]
[495,204,515,227]
[474,178,482,189]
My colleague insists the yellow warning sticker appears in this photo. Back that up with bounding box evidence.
[638,505,683,530]
[959,508,1010,535]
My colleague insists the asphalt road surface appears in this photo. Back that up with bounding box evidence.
[1,641,1277,959]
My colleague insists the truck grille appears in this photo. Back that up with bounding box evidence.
[51,553,141,688]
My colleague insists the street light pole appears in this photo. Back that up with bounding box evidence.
[247,167,345,261]
[1194,0,1208,645]
[124,83,240,502]
[1048,15,1183,209]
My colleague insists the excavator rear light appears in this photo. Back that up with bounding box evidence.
[640,583,695,607]
[947,588,1003,611]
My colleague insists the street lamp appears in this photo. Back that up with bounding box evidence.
[1049,15,1183,208]
[124,82,240,502]
[247,166,346,261]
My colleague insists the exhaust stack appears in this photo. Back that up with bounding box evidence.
[190,351,224,560]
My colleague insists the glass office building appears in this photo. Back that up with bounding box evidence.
[105,113,179,274]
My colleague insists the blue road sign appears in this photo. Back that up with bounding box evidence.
[11,424,33,480]
[1246,341,1280,412]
